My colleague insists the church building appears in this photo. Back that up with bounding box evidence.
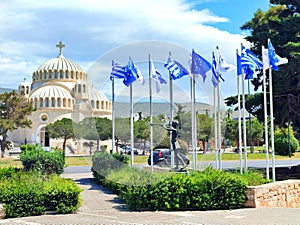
[10,41,112,151]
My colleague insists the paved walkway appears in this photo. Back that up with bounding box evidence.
[1,166,300,224]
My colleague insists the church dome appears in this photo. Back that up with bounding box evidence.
[32,41,87,86]
[29,85,74,109]
[88,87,111,111]
[36,55,83,73]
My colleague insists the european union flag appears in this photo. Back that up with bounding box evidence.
[164,56,189,80]
[241,45,263,79]
[123,58,144,86]
[110,61,126,81]
[191,50,212,82]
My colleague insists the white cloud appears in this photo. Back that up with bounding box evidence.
[0,0,250,99]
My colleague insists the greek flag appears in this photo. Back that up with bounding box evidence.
[110,62,126,81]
[217,49,236,72]
[211,52,218,87]
[241,45,263,79]
[268,39,288,71]
[236,52,242,76]
[164,56,189,80]
[150,59,167,93]
[123,58,144,86]
[191,50,211,82]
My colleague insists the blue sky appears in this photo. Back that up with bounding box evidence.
[0,0,270,104]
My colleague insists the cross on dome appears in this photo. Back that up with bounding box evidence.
[56,41,65,56]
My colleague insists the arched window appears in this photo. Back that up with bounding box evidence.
[57,98,61,107]
[101,101,104,109]
[83,84,86,93]
[34,98,38,108]
[54,70,59,79]
[78,84,81,93]
[68,99,71,108]
[45,98,49,107]
[96,101,100,109]
[63,98,66,107]
[51,97,55,107]
[65,71,69,79]
[91,100,95,108]
[60,70,64,79]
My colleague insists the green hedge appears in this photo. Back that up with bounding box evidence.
[96,166,269,211]
[0,167,81,218]
[91,151,129,184]
[20,144,65,175]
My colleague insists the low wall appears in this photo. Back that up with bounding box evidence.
[244,180,300,208]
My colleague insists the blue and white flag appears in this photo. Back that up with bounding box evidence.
[164,56,189,80]
[217,49,236,73]
[123,58,144,86]
[236,52,242,76]
[268,39,288,71]
[241,45,263,79]
[191,50,211,82]
[110,61,126,81]
[211,52,219,87]
[150,59,167,93]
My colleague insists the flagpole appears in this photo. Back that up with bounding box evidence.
[169,52,174,170]
[217,74,222,170]
[130,83,134,167]
[269,66,276,182]
[237,67,243,174]
[236,50,243,174]
[112,77,116,153]
[149,54,154,172]
[190,72,197,170]
[242,71,248,172]
[262,46,270,180]
[213,85,219,169]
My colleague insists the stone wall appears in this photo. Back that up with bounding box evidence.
[244,180,300,208]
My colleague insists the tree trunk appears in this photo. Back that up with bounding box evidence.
[0,132,7,158]
[63,138,67,156]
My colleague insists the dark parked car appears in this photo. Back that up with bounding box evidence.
[120,146,138,155]
[147,148,190,167]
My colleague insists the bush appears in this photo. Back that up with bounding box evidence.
[91,151,129,184]
[95,166,251,211]
[0,168,81,218]
[20,144,65,175]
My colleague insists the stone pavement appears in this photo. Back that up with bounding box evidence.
[1,167,300,225]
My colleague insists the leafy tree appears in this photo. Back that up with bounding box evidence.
[46,118,75,156]
[134,117,150,152]
[274,125,299,155]
[0,91,35,157]
[76,117,112,151]
[239,0,300,128]
[115,117,130,147]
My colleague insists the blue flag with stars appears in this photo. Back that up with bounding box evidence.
[191,50,212,82]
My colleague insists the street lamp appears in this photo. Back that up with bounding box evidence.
[286,121,291,158]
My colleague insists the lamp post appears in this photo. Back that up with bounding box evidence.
[288,121,291,158]
[286,121,291,158]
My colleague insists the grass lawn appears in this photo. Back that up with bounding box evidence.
[1,152,299,168]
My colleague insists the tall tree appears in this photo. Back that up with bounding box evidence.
[46,118,75,156]
[0,91,35,157]
[240,0,300,128]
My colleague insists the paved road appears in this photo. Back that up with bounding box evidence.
[1,166,300,225]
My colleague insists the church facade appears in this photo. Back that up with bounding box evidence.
[10,41,112,151]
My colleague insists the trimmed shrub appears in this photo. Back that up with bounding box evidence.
[20,144,65,175]
[95,166,253,211]
[91,151,129,184]
[0,168,81,218]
